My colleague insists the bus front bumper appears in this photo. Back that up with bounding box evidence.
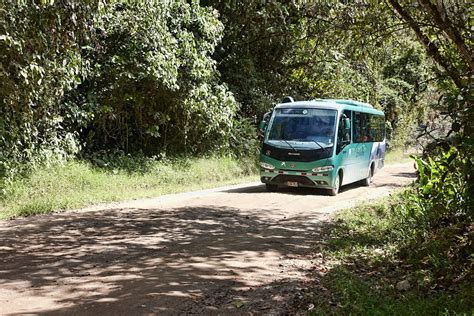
[260,169,334,189]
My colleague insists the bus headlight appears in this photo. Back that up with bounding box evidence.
[260,162,275,170]
[312,165,334,172]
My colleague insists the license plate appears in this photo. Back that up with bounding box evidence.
[287,181,298,187]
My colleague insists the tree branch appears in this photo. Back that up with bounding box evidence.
[385,0,466,89]
[417,0,473,72]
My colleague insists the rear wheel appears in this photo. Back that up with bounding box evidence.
[328,173,341,196]
[362,164,374,186]
[265,184,278,192]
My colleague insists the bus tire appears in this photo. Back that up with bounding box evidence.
[265,184,278,192]
[362,163,374,186]
[328,173,341,196]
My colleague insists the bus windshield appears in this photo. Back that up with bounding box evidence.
[267,108,337,147]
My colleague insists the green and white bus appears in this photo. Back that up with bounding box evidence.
[259,98,386,195]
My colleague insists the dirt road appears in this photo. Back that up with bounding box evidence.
[0,162,415,315]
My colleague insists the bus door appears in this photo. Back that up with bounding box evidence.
[335,110,357,184]
[353,112,373,180]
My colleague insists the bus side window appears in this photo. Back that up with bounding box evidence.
[353,113,385,143]
[354,112,371,142]
[354,112,361,142]
[368,115,385,142]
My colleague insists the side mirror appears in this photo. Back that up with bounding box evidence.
[343,118,351,130]
[259,111,272,132]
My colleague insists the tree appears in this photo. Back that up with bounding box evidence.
[386,0,471,90]
[67,1,238,155]
[0,1,97,184]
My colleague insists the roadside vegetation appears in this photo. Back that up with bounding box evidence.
[309,200,472,314]
[306,147,472,314]
[383,148,414,165]
[0,155,257,220]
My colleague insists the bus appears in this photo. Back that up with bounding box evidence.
[259,98,386,195]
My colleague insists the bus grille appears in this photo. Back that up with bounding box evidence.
[272,175,315,186]
[262,143,333,162]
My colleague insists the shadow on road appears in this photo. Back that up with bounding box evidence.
[0,204,325,315]
[224,184,329,196]
[393,172,417,179]
[0,166,416,315]
[224,181,368,196]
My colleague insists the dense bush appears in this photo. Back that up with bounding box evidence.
[0,1,248,190]
[376,143,473,285]
[0,2,96,186]
[67,2,239,155]
[400,146,472,232]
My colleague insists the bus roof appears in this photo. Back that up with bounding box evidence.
[274,99,384,116]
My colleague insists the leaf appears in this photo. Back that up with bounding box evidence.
[233,300,244,308]
[422,181,433,194]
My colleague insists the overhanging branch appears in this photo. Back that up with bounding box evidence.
[418,0,473,72]
[386,0,466,89]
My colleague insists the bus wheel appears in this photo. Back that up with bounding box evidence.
[265,184,278,192]
[328,174,341,196]
[362,164,374,186]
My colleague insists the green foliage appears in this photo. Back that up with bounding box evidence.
[384,148,413,165]
[390,145,472,281]
[399,147,472,232]
[0,1,97,184]
[228,118,260,158]
[202,0,303,120]
[314,194,473,315]
[1,1,255,189]
[385,0,472,148]
[68,1,239,155]
[379,42,431,148]
[0,155,257,220]
[310,267,473,316]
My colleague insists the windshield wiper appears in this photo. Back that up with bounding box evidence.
[280,139,298,153]
[294,139,329,155]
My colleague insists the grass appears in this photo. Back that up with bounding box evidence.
[385,148,415,165]
[311,267,472,316]
[306,198,473,315]
[0,156,258,220]
[0,147,414,220]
